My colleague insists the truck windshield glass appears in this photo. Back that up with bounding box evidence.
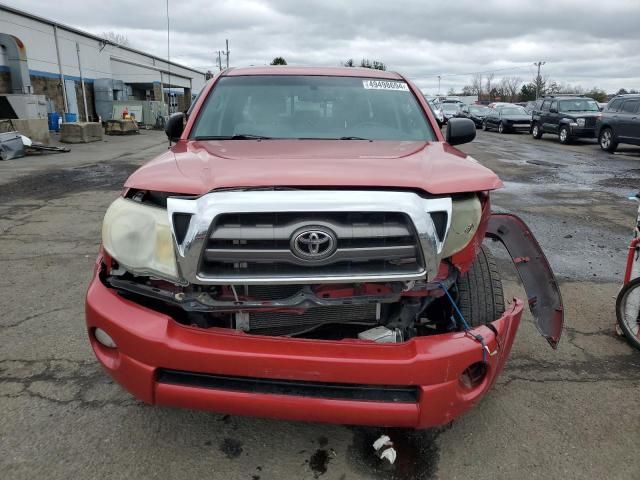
[559,99,599,112]
[190,75,435,141]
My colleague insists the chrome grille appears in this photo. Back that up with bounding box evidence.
[167,190,452,284]
[200,212,423,282]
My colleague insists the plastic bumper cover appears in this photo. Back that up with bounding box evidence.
[86,264,524,428]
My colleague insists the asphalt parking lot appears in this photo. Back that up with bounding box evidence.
[1,129,639,480]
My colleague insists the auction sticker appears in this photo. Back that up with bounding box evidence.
[362,79,409,91]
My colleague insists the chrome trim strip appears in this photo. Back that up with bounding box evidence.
[167,190,452,285]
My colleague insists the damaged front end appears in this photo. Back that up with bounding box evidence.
[88,188,564,428]
[99,189,563,347]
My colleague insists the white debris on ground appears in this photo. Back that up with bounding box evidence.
[373,435,397,465]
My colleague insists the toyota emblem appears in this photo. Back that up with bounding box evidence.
[291,226,337,261]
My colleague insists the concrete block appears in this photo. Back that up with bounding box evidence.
[60,122,104,143]
[105,119,139,135]
[0,118,50,144]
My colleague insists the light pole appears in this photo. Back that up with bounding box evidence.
[534,61,546,99]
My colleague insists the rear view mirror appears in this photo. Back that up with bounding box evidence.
[165,112,185,142]
[446,118,476,146]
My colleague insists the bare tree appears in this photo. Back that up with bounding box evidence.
[102,31,129,46]
[498,77,509,100]
[502,76,522,101]
[343,59,355,67]
[470,73,484,97]
[485,73,495,99]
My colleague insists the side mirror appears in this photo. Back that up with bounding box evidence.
[549,108,558,114]
[446,118,476,146]
[165,112,185,142]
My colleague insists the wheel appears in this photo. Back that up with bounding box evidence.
[532,123,543,139]
[498,122,505,134]
[616,277,640,350]
[559,126,571,144]
[456,245,505,327]
[482,120,487,131]
[599,127,618,153]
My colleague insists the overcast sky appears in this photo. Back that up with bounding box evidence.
[6,0,640,93]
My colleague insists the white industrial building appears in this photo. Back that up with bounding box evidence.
[0,3,208,124]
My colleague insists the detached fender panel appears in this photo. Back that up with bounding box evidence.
[486,213,564,348]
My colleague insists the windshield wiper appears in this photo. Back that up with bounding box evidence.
[193,134,273,140]
[338,136,371,140]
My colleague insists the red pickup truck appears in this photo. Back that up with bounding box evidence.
[86,66,563,428]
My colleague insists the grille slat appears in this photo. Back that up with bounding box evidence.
[204,245,417,265]
[212,222,412,241]
[199,212,423,282]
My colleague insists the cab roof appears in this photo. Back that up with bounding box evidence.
[223,66,404,80]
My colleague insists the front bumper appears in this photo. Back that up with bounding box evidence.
[86,261,524,428]
[507,122,531,132]
[569,125,595,138]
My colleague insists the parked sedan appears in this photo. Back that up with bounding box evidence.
[440,102,462,124]
[482,106,531,133]
[459,104,491,128]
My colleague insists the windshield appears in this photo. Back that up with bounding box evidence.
[500,107,528,115]
[558,99,599,112]
[469,106,490,114]
[190,75,435,141]
[441,103,460,112]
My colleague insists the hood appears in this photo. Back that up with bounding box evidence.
[560,111,601,118]
[125,140,503,196]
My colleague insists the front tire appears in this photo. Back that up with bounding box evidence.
[559,125,571,144]
[498,122,505,134]
[599,127,618,153]
[616,277,640,350]
[532,123,543,139]
[456,245,505,327]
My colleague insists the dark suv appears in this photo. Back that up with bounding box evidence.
[531,96,600,144]
[596,95,640,153]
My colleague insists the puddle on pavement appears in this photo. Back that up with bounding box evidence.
[219,437,243,459]
[0,162,140,203]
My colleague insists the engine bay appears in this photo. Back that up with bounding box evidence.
[103,261,462,343]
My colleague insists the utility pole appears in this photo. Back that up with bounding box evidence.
[217,51,223,71]
[534,61,546,99]
[437,75,441,96]
[224,39,230,69]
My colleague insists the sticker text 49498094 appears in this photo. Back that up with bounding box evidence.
[362,80,409,91]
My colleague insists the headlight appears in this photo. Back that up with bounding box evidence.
[102,197,178,281]
[440,195,482,258]
[576,118,586,127]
